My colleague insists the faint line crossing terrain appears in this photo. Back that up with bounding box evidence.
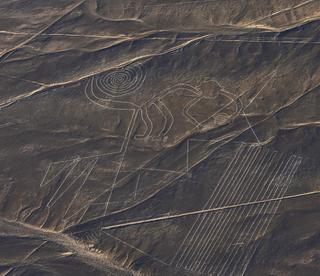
[171,143,302,275]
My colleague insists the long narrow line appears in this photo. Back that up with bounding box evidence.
[186,139,189,173]
[134,108,147,139]
[140,167,184,174]
[189,147,269,271]
[243,70,277,110]
[182,146,261,269]
[0,0,87,62]
[194,148,272,272]
[75,205,90,225]
[171,143,246,265]
[70,163,185,233]
[179,145,257,268]
[210,155,293,275]
[152,102,167,139]
[97,0,222,9]
[40,159,78,187]
[196,149,275,272]
[244,0,317,26]
[213,156,294,275]
[3,30,320,44]
[233,157,301,276]
[46,160,80,207]
[101,187,318,232]
[158,100,174,137]
[205,38,320,44]
[183,98,202,126]
[237,157,302,276]
[133,172,141,200]
[176,145,253,267]
[63,158,98,218]
[2,240,49,276]
[215,156,299,275]
[243,112,261,144]
[202,150,277,273]
[48,159,97,208]
[238,159,301,276]
[104,109,139,215]
[171,141,245,265]
[102,231,169,266]
[64,201,102,222]
[0,72,47,86]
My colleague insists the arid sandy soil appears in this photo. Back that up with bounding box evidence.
[1,1,320,275]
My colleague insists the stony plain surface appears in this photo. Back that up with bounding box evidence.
[1,1,320,275]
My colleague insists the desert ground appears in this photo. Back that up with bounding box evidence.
[1,0,320,275]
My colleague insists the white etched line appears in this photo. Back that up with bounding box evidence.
[243,112,261,144]
[186,139,189,173]
[181,146,260,269]
[202,150,275,273]
[188,147,265,271]
[234,157,301,276]
[189,146,266,271]
[46,160,80,207]
[244,70,277,110]
[63,158,98,218]
[173,144,247,265]
[101,188,318,234]
[40,159,79,187]
[176,144,251,267]
[207,152,284,274]
[158,100,174,136]
[67,166,185,225]
[0,0,87,62]
[180,145,256,269]
[134,108,148,139]
[188,211,229,271]
[214,156,298,275]
[244,0,316,26]
[184,146,261,269]
[151,101,167,139]
[145,106,154,137]
[183,96,202,125]
[133,172,141,200]
[104,109,139,215]
[237,157,302,276]
[0,30,310,39]
[48,159,97,208]
[196,149,274,272]
[170,143,245,265]
[140,167,185,174]
[66,203,105,221]
[102,231,169,266]
[2,240,49,275]
[213,156,293,275]
[193,148,270,271]
[75,205,90,224]
[40,163,53,187]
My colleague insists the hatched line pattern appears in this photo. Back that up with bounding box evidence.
[171,144,302,275]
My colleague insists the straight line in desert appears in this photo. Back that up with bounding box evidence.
[0,0,87,62]
[102,189,320,231]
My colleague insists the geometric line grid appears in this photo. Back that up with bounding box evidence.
[171,143,302,275]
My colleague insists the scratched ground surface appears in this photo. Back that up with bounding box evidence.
[1,0,320,275]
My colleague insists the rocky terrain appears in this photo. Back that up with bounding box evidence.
[1,0,320,275]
